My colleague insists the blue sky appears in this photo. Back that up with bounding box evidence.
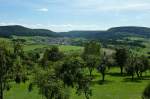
[0,0,150,31]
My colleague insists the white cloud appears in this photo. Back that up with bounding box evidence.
[0,22,104,32]
[37,8,48,12]
[72,0,150,12]
[100,3,150,11]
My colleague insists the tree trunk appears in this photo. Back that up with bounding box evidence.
[132,73,134,81]
[120,66,123,75]
[0,80,3,99]
[140,72,143,78]
[85,92,89,99]
[102,73,105,82]
[136,71,140,78]
[89,69,92,77]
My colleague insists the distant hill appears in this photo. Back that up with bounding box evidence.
[60,26,150,40]
[0,25,58,37]
[0,25,150,40]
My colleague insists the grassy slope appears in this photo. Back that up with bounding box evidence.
[4,68,150,99]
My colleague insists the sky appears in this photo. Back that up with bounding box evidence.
[0,0,150,32]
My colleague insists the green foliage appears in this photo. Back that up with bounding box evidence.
[125,53,150,80]
[33,69,69,99]
[115,47,129,74]
[13,56,27,83]
[85,55,100,76]
[97,52,108,81]
[0,42,13,99]
[143,83,150,99]
[76,77,92,99]
[4,67,150,99]
[57,56,92,99]
[83,41,101,77]
[83,41,101,56]
[13,39,24,57]
[58,56,85,87]
[40,46,64,68]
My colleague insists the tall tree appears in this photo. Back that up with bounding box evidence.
[115,48,129,75]
[83,41,101,77]
[12,39,27,83]
[86,55,100,77]
[97,52,108,82]
[0,42,13,99]
[57,56,92,99]
[125,53,136,80]
[58,56,85,87]
[30,68,69,99]
[13,56,27,83]
[139,55,150,77]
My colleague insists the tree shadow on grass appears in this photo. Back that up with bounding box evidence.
[122,75,150,83]
[141,76,150,80]
[107,72,127,77]
[122,78,142,83]
[91,74,100,79]
[91,80,113,85]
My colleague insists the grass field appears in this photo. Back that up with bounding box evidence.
[4,68,150,99]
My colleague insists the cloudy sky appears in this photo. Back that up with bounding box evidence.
[0,0,150,31]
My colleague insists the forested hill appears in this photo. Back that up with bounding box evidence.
[0,25,150,39]
[60,26,150,40]
[0,25,58,37]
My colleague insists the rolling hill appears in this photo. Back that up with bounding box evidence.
[0,25,150,40]
[0,25,58,37]
[60,26,150,40]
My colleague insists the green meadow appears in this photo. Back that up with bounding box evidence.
[4,68,150,99]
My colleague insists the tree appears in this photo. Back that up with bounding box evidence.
[125,53,149,80]
[76,76,92,99]
[139,55,150,77]
[30,68,69,99]
[0,43,13,99]
[13,39,24,58]
[83,41,101,77]
[142,83,150,99]
[97,52,107,82]
[58,56,85,87]
[29,50,70,99]
[83,41,101,56]
[26,52,40,62]
[86,55,100,77]
[0,40,28,99]
[40,46,64,68]
[13,56,27,83]
[12,39,27,83]
[57,56,92,99]
[115,48,129,75]
[47,46,64,62]
[125,52,136,80]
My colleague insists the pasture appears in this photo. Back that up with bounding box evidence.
[4,68,150,99]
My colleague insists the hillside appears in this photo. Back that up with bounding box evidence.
[0,25,150,40]
[60,26,150,40]
[0,25,58,37]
